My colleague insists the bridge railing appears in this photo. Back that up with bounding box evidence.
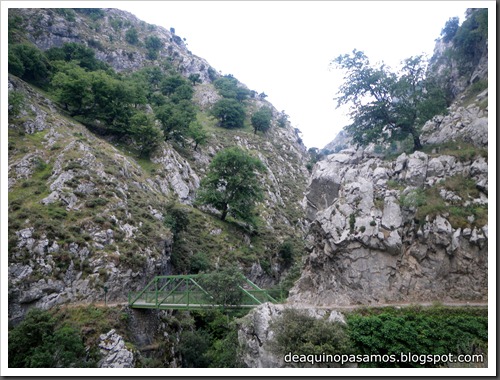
[128,274,278,310]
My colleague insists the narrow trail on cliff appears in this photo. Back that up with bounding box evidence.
[59,300,488,310]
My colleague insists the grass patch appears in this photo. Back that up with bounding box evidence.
[421,140,487,162]
[408,175,487,229]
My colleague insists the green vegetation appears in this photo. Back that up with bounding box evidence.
[198,267,245,308]
[346,306,487,368]
[451,9,488,75]
[441,17,460,43]
[8,43,52,86]
[9,308,88,368]
[251,107,273,134]
[178,309,246,368]
[268,308,352,363]
[421,139,488,162]
[196,147,266,224]
[332,50,448,151]
[125,27,139,44]
[213,74,251,102]
[268,306,487,368]
[210,98,246,129]
[8,90,25,119]
[398,174,487,229]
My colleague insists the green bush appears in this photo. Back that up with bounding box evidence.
[278,239,295,266]
[9,43,52,85]
[9,308,87,368]
[346,306,487,368]
[125,28,139,44]
[209,98,246,129]
[268,308,353,366]
[8,90,24,119]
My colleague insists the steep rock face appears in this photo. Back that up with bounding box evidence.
[8,7,309,325]
[290,16,489,307]
[290,106,488,306]
[421,89,488,148]
[8,76,179,323]
[14,8,213,81]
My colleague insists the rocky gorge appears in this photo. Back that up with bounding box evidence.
[6,7,489,369]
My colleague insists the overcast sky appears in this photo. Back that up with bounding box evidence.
[117,1,483,149]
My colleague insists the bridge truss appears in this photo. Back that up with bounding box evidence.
[128,274,278,310]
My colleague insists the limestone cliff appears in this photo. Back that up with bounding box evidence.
[7,8,309,325]
[288,12,489,307]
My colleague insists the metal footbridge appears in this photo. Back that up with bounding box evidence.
[128,274,278,310]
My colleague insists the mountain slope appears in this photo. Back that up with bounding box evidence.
[7,8,309,324]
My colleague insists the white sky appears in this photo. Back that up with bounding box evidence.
[116,1,479,149]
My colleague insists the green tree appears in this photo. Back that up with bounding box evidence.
[50,62,94,115]
[198,267,245,308]
[125,27,139,45]
[213,75,251,102]
[188,73,202,85]
[451,8,488,74]
[251,107,273,134]
[45,42,110,72]
[160,74,187,96]
[441,17,460,43]
[196,147,266,222]
[155,99,196,140]
[178,330,211,367]
[8,43,52,85]
[210,98,246,129]
[187,121,208,151]
[129,111,163,157]
[8,308,87,368]
[332,50,447,151]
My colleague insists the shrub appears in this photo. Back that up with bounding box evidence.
[346,306,487,368]
[8,90,24,119]
[268,308,352,365]
[9,308,87,368]
[278,239,295,266]
[209,98,246,129]
[125,28,139,45]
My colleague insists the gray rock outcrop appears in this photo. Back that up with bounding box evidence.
[98,329,135,368]
[292,93,488,306]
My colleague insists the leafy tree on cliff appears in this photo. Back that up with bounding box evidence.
[210,98,246,129]
[331,50,448,151]
[251,107,273,134]
[196,147,266,223]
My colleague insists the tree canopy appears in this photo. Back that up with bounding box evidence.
[331,50,448,151]
[210,98,246,129]
[9,308,87,368]
[251,107,273,134]
[196,147,266,223]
